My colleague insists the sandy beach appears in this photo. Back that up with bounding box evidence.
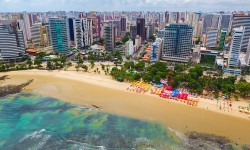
[1,70,250,144]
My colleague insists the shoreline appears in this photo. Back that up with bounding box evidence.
[1,70,250,144]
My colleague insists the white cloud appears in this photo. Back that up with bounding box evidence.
[0,0,249,12]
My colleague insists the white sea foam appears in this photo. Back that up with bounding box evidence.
[67,140,106,150]
[19,129,46,143]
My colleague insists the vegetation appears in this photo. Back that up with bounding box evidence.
[99,38,105,45]
[149,35,156,42]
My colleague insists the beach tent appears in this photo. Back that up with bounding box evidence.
[172,90,180,97]
[156,84,163,88]
[166,86,172,91]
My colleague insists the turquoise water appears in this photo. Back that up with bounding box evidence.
[0,93,184,149]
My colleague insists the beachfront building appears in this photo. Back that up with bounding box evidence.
[162,24,193,63]
[228,27,245,68]
[49,18,70,55]
[218,28,227,49]
[104,23,116,53]
[22,11,32,40]
[30,23,42,46]
[73,18,88,50]
[0,24,26,60]
[205,28,218,48]
[231,15,250,51]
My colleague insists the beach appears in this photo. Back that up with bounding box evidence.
[1,70,250,144]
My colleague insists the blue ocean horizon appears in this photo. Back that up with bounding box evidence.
[0,93,185,149]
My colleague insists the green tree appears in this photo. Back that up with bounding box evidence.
[26,60,33,68]
[90,60,95,69]
[122,36,129,44]
[236,82,250,97]
[82,65,88,71]
[99,38,105,45]
[149,35,156,42]
[34,58,42,68]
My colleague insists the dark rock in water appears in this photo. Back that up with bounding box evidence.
[185,132,233,150]
[0,79,33,98]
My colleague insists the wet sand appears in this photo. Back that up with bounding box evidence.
[1,70,250,144]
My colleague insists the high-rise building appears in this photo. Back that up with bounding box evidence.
[22,11,32,40]
[49,18,70,55]
[202,14,213,34]
[219,14,232,30]
[130,25,137,39]
[245,39,250,66]
[125,39,134,56]
[73,18,88,50]
[45,25,51,46]
[136,18,145,40]
[113,21,121,37]
[68,18,75,43]
[218,28,227,49]
[162,24,193,62]
[148,22,155,37]
[0,24,26,60]
[228,27,245,67]
[231,15,250,51]
[205,28,218,48]
[121,17,127,33]
[30,23,42,46]
[104,23,116,53]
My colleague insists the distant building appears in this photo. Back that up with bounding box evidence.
[104,23,116,53]
[130,25,137,39]
[205,28,218,48]
[162,24,193,62]
[30,23,42,46]
[135,35,141,50]
[231,15,250,51]
[121,17,127,36]
[68,18,75,43]
[228,27,245,68]
[148,22,155,37]
[0,24,26,60]
[136,18,145,40]
[49,18,70,55]
[157,30,165,38]
[125,39,134,56]
[218,28,227,49]
[219,14,232,30]
[22,11,32,40]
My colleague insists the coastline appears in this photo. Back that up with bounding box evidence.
[1,70,250,144]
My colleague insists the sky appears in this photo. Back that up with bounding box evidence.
[0,0,249,12]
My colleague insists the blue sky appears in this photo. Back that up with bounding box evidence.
[0,0,249,12]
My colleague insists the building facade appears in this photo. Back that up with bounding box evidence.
[162,24,193,62]
[49,18,70,55]
[231,15,250,51]
[136,18,145,40]
[30,23,42,46]
[228,27,245,67]
[0,24,26,60]
[218,28,227,49]
[245,39,250,66]
[104,24,116,53]
[205,28,218,48]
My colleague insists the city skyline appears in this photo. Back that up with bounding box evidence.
[0,0,250,12]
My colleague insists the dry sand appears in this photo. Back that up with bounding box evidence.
[1,70,250,144]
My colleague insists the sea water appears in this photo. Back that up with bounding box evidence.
[0,93,185,150]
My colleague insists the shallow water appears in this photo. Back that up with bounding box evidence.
[0,93,185,150]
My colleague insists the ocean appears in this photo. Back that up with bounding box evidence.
[0,93,185,150]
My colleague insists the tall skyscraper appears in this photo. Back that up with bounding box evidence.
[231,15,250,51]
[228,27,245,67]
[162,24,193,62]
[130,25,137,39]
[104,23,116,53]
[49,18,70,55]
[136,18,145,40]
[30,23,42,46]
[205,28,218,48]
[73,18,88,50]
[121,17,127,32]
[219,14,232,30]
[202,14,213,34]
[0,24,26,60]
[218,28,227,49]
[68,18,75,42]
[22,11,32,40]
[245,39,250,66]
